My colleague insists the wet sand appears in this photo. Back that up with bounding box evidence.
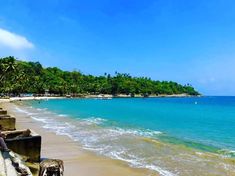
[1,102,157,176]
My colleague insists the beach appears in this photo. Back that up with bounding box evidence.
[1,1,235,175]
[1,97,235,176]
[0,101,157,176]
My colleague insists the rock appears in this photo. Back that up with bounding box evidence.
[0,150,33,176]
[3,152,18,176]
[9,151,33,176]
[39,159,64,176]
[0,151,7,176]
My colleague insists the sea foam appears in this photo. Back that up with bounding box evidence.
[13,105,174,175]
[14,103,235,176]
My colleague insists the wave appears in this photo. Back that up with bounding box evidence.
[218,149,235,158]
[83,117,107,125]
[106,151,176,176]
[34,108,48,112]
[13,104,235,175]
[31,116,49,123]
[14,105,173,175]
[109,127,162,138]
[58,114,68,117]
[14,107,38,116]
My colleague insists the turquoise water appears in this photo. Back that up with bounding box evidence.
[19,96,235,175]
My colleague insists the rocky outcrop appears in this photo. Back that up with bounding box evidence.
[0,151,17,176]
[0,151,33,176]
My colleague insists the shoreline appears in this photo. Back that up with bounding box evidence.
[0,96,65,102]
[0,101,157,176]
[0,93,201,103]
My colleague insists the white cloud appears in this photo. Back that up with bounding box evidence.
[0,28,34,50]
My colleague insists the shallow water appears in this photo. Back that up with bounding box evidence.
[16,97,235,175]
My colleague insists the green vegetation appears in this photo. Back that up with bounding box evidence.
[0,56,199,96]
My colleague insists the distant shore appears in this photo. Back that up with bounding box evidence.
[0,93,200,103]
[84,93,198,98]
[0,96,65,102]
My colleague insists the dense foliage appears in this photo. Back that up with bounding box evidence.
[0,56,199,96]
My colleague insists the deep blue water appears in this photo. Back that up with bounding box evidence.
[28,96,235,152]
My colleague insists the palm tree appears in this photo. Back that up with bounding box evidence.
[0,56,17,82]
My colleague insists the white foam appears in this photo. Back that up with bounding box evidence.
[15,107,38,116]
[14,107,30,114]
[145,165,176,176]
[84,117,107,125]
[83,145,111,152]
[58,114,68,117]
[31,116,48,123]
[108,127,162,138]
[218,149,235,158]
[15,105,174,176]
[106,150,176,176]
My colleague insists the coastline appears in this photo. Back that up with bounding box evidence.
[84,93,198,98]
[0,101,157,176]
[0,93,200,103]
[0,96,65,102]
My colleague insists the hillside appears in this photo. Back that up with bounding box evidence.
[0,56,200,96]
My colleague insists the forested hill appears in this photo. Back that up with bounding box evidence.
[0,56,200,96]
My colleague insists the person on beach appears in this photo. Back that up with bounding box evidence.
[0,125,10,152]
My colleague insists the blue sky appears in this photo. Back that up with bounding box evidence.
[0,0,235,95]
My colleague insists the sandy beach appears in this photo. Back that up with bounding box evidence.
[0,101,157,176]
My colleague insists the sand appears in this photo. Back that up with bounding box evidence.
[1,102,158,176]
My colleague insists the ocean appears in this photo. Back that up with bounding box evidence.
[16,97,235,175]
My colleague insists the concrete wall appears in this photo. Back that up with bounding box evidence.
[0,117,16,131]
[6,136,41,162]
[0,110,7,115]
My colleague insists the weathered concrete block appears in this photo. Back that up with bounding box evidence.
[0,110,7,115]
[0,114,10,118]
[0,116,16,131]
[4,130,41,162]
[39,159,64,176]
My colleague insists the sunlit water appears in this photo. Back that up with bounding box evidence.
[15,97,235,175]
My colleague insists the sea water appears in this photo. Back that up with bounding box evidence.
[16,97,235,175]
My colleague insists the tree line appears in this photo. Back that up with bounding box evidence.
[0,56,200,96]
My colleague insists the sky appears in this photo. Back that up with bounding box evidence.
[0,0,235,95]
